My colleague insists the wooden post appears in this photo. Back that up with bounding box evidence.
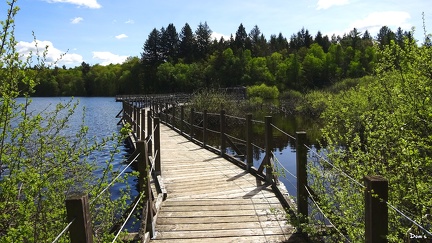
[190,108,194,140]
[154,117,161,176]
[220,109,226,156]
[296,131,308,222]
[137,141,146,192]
[165,102,169,124]
[147,110,153,156]
[155,104,159,118]
[133,105,137,134]
[180,106,184,135]
[246,114,253,172]
[141,108,146,141]
[365,175,388,243]
[137,140,155,238]
[137,108,141,140]
[65,193,93,243]
[264,116,273,184]
[122,101,126,120]
[172,104,176,129]
[203,110,208,147]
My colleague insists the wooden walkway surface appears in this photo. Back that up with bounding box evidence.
[151,123,306,242]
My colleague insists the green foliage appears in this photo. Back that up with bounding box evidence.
[295,90,330,117]
[0,2,133,241]
[308,32,432,241]
[247,83,279,100]
[189,89,238,114]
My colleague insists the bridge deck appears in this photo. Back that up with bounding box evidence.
[151,123,305,242]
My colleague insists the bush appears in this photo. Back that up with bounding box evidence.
[246,83,279,100]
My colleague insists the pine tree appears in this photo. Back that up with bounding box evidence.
[160,23,179,62]
[179,23,196,63]
[195,22,212,60]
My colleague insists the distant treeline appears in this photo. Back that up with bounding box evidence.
[29,23,416,96]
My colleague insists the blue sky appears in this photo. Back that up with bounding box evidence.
[4,0,431,67]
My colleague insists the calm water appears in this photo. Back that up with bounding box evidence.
[20,97,133,196]
[23,97,312,200]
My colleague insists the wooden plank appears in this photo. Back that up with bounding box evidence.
[157,209,283,218]
[158,203,284,212]
[156,221,292,231]
[145,116,304,242]
[151,235,294,243]
[156,214,287,224]
[161,198,282,206]
[154,227,294,239]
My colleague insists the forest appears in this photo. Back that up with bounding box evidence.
[28,22,414,96]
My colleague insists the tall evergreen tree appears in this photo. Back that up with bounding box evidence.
[141,28,162,65]
[160,23,179,62]
[395,27,405,47]
[376,26,395,48]
[195,22,212,60]
[314,31,331,52]
[249,25,262,56]
[234,23,248,52]
[179,23,196,63]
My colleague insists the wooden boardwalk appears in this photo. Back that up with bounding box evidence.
[151,122,306,242]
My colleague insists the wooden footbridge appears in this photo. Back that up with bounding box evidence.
[119,96,308,242]
[53,95,414,242]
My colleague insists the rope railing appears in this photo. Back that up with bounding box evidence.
[306,142,432,240]
[251,143,265,152]
[90,152,140,205]
[305,185,352,243]
[271,151,297,180]
[225,133,246,145]
[252,119,265,124]
[51,218,76,243]
[306,144,365,189]
[271,124,296,140]
[386,202,432,237]
[112,192,145,242]
[225,114,246,121]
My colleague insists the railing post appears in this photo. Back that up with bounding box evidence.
[137,141,146,192]
[172,104,176,129]
[141,108,146,140]
[147,110,153,156]
[203,109,208,147]
[365,175,388,243]
[133,105,137,134]
[220,109,226,156]
[264,116,273,184]
[154,117,161,176]
[296,131,308,222]
[65,193,93,243]
[137,140,155,238]
[137,108,141,140]
[246,114,253,172]
[190,108,195,140]
[122,101,126,120]
[180,106,185,135]
[165,102,169,124]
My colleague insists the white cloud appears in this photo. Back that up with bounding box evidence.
[16,40,83,66]
[349,11,411,34]
[317,0,349,10]
[325,11,411,38]
[125,19,135,24]
[115,34,128,39]
[71,17,83,24]
[92,51,128,65]
[212,31,230,41]
[45,0,101,9]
